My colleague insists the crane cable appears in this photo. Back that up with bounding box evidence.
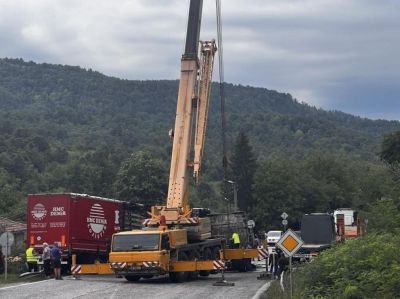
[215,0,228,179]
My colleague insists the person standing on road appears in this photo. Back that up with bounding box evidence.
[231,232,241,249]
[26,244,38,272]
[269,251,277,275]
[51,242,62,280]
[276,252,288,279]
[42,242,51,278]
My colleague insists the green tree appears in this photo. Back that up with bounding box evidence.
[253,159,304,229]
[113,151,167,206]
[230,132,257,213]
[380,130,400,165]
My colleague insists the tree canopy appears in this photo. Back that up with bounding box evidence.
[113,151,167,206]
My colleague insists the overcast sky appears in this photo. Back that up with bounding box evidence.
[0,0,399,120]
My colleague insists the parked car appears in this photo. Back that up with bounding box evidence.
[266,230,283,246]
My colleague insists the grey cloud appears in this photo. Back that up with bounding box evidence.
[0,0,398,119]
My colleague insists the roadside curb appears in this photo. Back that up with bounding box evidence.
[251,280,272,299]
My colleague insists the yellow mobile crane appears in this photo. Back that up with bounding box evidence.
[73,0,258,282]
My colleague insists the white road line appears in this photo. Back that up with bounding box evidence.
[251,280,272,299]
[0,279,48,290]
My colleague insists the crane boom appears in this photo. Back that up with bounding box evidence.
[194,40,217,185]
[148,0,216,227]
[165,0,204,218]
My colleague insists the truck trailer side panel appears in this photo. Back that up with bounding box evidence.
[69,194,122,254]
[28,193,123,256]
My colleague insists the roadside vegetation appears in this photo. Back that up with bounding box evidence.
[266,199,400,299]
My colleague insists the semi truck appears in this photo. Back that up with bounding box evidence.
[294,213,336,261]
[27,193,145,269]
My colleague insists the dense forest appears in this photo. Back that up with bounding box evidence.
[0,58,399,230]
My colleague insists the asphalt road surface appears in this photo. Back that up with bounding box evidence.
[0,270,271,299]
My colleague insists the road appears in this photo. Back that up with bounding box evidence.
[0,270,271,299]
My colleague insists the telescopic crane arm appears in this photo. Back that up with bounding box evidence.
[150,0,217,224]
[193,40,217,185]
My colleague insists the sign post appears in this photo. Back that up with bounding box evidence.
[281,212,288,231]
[276,229,303,299]
[0,232,15,281]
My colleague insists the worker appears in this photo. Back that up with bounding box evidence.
[51,241,62,280]
[26,245,38,272]
[42,242,51,278]
[231,232,240,249]
[275,252,288,279]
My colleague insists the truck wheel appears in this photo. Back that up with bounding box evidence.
[188,251,200,280]
[125,275,141,282]
[169,252,189,283]
[212,247,221,260]
[169,271,187,283]
[199,248,211,277]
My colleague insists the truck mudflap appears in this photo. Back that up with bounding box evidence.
[222,248,259,260]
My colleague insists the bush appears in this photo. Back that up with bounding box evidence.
[294,233,400,299]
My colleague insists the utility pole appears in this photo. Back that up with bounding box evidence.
[225,180,238,212]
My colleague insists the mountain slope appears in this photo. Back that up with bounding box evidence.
[0,58,399,218]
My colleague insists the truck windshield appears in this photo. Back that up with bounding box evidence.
[112,234,160,252]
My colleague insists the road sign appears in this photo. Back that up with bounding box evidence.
[281,212,288,220]
[247,220,255,229]
[276,229,303,257]
[282,219,288,226]
[0,232,14,247]
[0,232,14,281]
[1,245,11,256]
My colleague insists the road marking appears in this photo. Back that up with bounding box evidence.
[251,280,272,299]
[0,279,48,290]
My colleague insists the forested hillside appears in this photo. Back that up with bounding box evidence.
[0,58,399,222]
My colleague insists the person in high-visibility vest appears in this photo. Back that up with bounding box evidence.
[232,232,241,249]
[26,245,38,272]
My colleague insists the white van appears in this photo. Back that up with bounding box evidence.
[266,230,283,245]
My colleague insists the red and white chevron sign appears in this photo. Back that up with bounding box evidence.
[110,262,127,269]
[213,260,225,269]
[186,217,197,224]
[142,219,151,226]
[258,247,269,259]
[142,261,159,268]
[71,265,81,274]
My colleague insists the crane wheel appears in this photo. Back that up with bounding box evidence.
[199,248,212,277]
[188,251,200,280]
[124,275,141,282]
[169,252,189,283]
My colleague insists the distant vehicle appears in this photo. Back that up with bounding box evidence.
[294,213,336,261]
[334,208,365,238]
[266,230,283,245]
